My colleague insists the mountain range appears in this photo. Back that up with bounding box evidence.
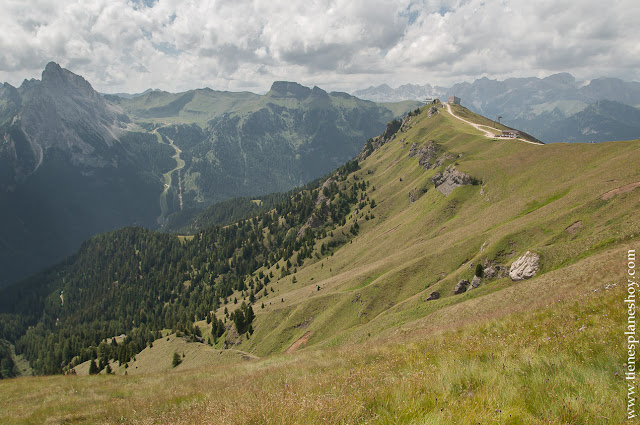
[0,63,419,288]
[353,73,640,143]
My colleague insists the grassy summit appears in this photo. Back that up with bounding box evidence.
[0,103,637,424]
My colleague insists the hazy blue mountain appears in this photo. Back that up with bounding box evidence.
[353,74,640,143]
[536,99,640,143]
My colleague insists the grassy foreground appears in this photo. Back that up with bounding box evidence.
[0,247,628,424]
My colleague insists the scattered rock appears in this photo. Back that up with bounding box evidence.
[509,251,540,281]
[427,106,439,117]
[417,141,437,169]
[408,142,419,157]
[431,165,474,196]
[470,276,482,289]
[426,291,440,301]
[483,265,497,278]
[297,213,323,238]
[453,279,469,294]
[408,188,425,204]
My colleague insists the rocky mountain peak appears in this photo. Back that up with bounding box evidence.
[1,63,130,181]
[268,81,312,99]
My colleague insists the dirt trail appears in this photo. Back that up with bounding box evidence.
[285,331,311,353]
[600,181,640,200]
[444,103,541,145]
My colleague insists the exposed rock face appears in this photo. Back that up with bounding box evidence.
[483,265,498,278]
[565,220,582,234]
[268,81,312,99]
[297,213,323,238]
[426,291,440,301]
[408,142,418,157]
[431,165,474,196]
[453,279,469,294]
[408,187,425,204]
[315,177,335,205]
[1,62,129,181]
[418,141,437,169]
[509,251,540,281]
[470,276,482,289]
[427,106,439,117]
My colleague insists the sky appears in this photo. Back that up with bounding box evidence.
[1,0,639,94]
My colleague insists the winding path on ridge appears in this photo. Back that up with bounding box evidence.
[444,103,541,145]
[154,128,185,223]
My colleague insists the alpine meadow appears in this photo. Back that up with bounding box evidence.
[1,95,638,423]
[1,1,640,424]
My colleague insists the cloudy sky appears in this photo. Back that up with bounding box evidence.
[1,0,639,94]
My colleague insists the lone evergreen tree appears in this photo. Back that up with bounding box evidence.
[172,352,181,368]
[89,359,99,375]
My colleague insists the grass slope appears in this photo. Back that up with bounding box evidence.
[0,247,628,423]
[1,104,638,423]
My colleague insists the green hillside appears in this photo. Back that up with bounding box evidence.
[0,103,638,423]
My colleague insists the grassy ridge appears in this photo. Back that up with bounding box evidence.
[1,103,637,423]
[231,104,639,357]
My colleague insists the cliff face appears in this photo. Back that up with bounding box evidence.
[0,63,165,288]
[0,62,130,184]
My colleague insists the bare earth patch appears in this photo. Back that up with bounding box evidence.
[600,181,640,200]
[565,220,582,234]
[286,331,311,353]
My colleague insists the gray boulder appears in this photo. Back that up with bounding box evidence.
[470,276,482,289]
[453,279,469,294]
[426,291,440,301]
[509,251,540,281]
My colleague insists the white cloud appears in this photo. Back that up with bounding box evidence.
[0,0,638,93]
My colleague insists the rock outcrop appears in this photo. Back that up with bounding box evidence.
[408,142,419,157]
[427,106,439,117]
[408,188,425,204]
[509,251,540,281]
[470,276,482,289]
[426,291,440,301]
[453,279,469,294]
[418,142,438,169]
[297,213,323,238]
[431,165,474,196]
[315,177,335,205]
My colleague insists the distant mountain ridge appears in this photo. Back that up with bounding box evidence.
[353,74,640,143]
[110,80,421,212]
[0,63,419,288]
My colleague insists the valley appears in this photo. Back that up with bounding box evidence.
[0,64,418,288]
[155,128,185,222]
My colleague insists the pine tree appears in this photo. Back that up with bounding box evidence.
[89,359,99,375]
[172,352,181,368]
